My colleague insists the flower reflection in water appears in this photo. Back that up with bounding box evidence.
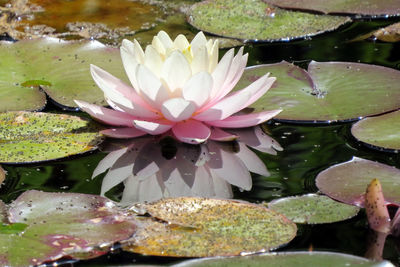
[93,126,282,204]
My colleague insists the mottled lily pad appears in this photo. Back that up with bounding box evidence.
[0,37,124,111]
[0,190,137,267]
[187,0,350,42]
[268,194,360,224]
[234,61,400,123]
[0,166,5,187]
[173,251,395,267]
[263,0,400,17]
[22,0,164,41]
[351,110,400,152]
[124,197,297,257]
[316,157,400,207]
[0,111,103,163]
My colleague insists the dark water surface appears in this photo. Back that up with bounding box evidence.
[1,15,400,266]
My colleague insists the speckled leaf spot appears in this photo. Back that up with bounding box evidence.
[316,157,400,207]
[0,37,125,111]
[268,194,360,224]
[123,197,297,257]
[187,0,350,42]
[234,61,400,123]
[263,0,400,17]
[0,111,103,163]
[172,251,395,267]
[0,190,137,267]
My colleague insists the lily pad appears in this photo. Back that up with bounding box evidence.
[0,166,5,187]
[268,194,360,224]
[316,157,400,207]
[351,22,400,43]
[124,197,297,257]
[351,110,400,152]
[0,111,103,163]
[173,251,395,267]
[0,190,137,267]
[187,0,351,42]
[263,0,400,17]
[22,0,164,42]
[0,37,124,111]
[234,61,400,123]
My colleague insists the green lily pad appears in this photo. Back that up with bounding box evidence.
[173,251,395,267]
[187,0,351,42]
[351,110,400,152]
[0,37,125,111]
[263,0,400,17]
[268,194,360,224]
[1,190,137,267]
[0,111,103,163]
[316,157,400,207]
[234,61,400,123]
[124,197,297,257]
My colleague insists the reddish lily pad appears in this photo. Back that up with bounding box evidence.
[0,190,137,267]
[263,0,400,17]
[124,197,297,257]
[173,251,395,267]
[234,61,400,123]
[187,0,350,42]
[351,110,400,152]
[0,112,103,163]
[268,194,360,224]
[316,157,400,207]
[0,37,124,111]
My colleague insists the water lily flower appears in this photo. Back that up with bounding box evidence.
[75,31,281,144]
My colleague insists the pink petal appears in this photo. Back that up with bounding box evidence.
[101,127,147,139]
[206,109,282,128]
[182,72,212,108]
[90,64,158,118]
[74,100,135,126]
[209,127,238,141]
[161,98,196,122]
[172,120,211,144]
[195,73,275,121]
[133,120,173,135]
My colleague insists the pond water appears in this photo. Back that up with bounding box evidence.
[1,1,400,266]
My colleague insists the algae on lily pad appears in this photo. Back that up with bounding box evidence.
[268,194,360,224]
[263,0,400,17]
[173,251,395,267]
[0,111,103,163]
[234,61,400,123]
[316,157,400,207]
[0,190,137,267]
[351,110,400,152]
[0,37,124,111]
[187,0,350,42]
[124,197,297,257]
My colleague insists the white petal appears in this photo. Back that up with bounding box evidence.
[161,98,196,122]
[174,34,190,50]
[191,45,209,74]
[152,36,166,55]
[191,31,207,51]
[136,65,169,109]
[208,39,219,72]
[133,120,173,135]
[144,45,163,77]
[161,51,192,93]
[92,146,130,178]
[157,31,174,50]
[182,71,212,108]
[210,48,234,98]
[236,142,269,176]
